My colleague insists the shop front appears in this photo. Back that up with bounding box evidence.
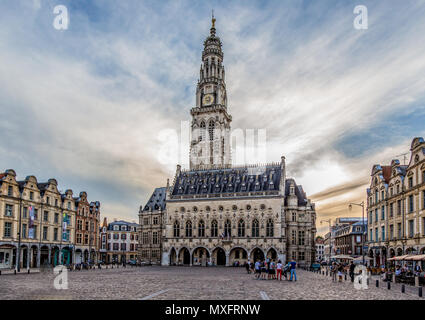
[0,244,15,269]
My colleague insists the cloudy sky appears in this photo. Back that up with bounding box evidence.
[1,1,425,235]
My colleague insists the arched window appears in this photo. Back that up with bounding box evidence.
[208,120,215,141]
[224,219,231,237]
[252,219,259,237]
[173,221,180,237]
[238,219,245,237]
[198,220,205,237]
[211,220,218,237]
[185,221,192,237]
[200,121,206,141]
[266,219,274,237]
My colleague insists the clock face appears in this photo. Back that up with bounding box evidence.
[202,94,214,106]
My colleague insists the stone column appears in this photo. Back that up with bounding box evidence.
[36,246,41,268]
[26,248,31,270]
[48,246,51,265]
[161,251,170,266]
[225,253,230,266]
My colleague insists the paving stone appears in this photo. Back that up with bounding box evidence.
[0,267,422,300]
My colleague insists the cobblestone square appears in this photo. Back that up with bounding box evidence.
[0,266,423,300]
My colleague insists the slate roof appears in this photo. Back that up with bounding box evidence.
[284,178,308,206]
[107,220,138,231]
[142,187,167,212]
[171,165,281,196]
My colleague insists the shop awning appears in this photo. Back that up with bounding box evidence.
[388,255,409,261]
[404,254,425,261]
[332,255,354,259]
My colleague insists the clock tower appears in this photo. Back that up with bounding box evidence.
[189,15,232,170]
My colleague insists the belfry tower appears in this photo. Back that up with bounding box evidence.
[189,15,232,170]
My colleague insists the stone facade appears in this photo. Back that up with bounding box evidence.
[367,137,425,266]
[0,169,100,270]
[105,219,139,264]
[138,17,317,268]
[138,187,166,264]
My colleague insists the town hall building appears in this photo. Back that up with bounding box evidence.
[138,17,317,267]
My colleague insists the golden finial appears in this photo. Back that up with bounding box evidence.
[212,9,216,28]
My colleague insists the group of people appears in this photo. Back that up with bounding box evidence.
[394,263,422,276]
[245,258,297,281]
[329,261,356,283]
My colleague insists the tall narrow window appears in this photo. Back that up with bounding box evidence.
[252,219,259,237]
[238,219,245,237]
[408,220,414,238]
[211,220,218,237]
[200,121,206,141]
[224,219,231,237]
[208,120,215,141]
[185,221,192,237]
[198,220,205,237]
[266,219,274,237]
[173,221,180,237]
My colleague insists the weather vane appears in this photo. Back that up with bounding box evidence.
[212,9,216,28]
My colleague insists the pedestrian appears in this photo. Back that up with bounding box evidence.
[266,259,271,280]
[254,260,261,279]
[337,263,344,282]
[349,261,355,283]
[415,263,422,274]
[261,260,267,280]
[276,260,283,281]
[245,260,250,274]
[289,259,297,281]
[331,262,337,282]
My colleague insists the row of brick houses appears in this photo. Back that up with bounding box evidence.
[0,169,100,270]
[367,137,425,266]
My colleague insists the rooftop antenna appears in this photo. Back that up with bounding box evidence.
[394,152,409,165]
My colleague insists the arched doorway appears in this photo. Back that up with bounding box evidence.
[75,249,82,264]
[31,246,38,267]
[169,248,177,266]
[251,248,265,262]
[21,245,28,269]
[267,248,277,260]
[84,250,89,263]
[179,248,190,265]
[90,249,96,263]
[192,247,210,266]
[229,247,248,266]
[51,246,59,266]
[389,248,395,258]
[397,248,403,256]
[213,247,226,266]
[40,245,49,266]
[61,247,72,265]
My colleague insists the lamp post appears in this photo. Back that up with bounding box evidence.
[349,201,365,265]
[321,219,332,265]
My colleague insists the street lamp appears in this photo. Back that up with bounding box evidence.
[320,219,332,265]
[349,201,365,265]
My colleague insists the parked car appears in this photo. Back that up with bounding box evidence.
[127,259,138,266]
